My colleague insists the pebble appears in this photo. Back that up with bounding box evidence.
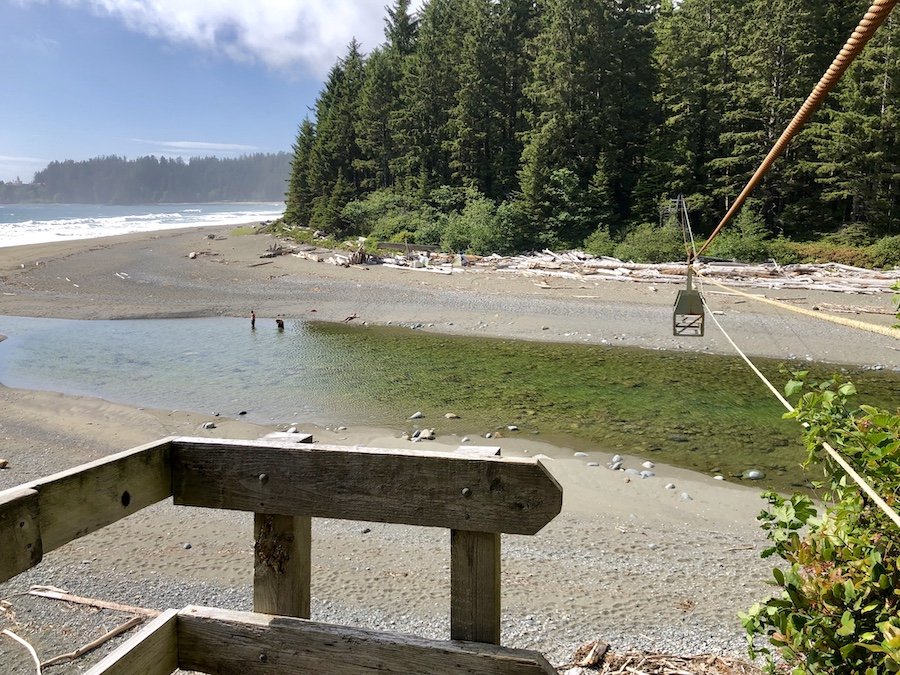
[680,492,693,501]
[640,470,655,479]
[609,461,623,471]
[238,410,247,416]
[183,543,192,550]
[743,469,765,480]
[665,483,676,490]
[201,422,216,429]
[574,452,588,458]
[460,436,470,443]
[507,425,519,431]
[624,468,641,476]
[641,461,655,469]
[587,462,599,467]
[287,426,298,434]
[337,426,347,431]
[444,413,460,419]
[714,475,725,481]
[409,411,424,419]
[611,454,623,463]
[0,459,8,469]
[485,432,493,439]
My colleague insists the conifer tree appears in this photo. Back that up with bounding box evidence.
[391,0,470,191]
[645,0,736,231]
[809,13,899,235]
[284,118,316,225]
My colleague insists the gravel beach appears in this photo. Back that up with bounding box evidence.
[0,225,897,673]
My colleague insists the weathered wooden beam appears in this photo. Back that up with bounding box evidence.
[0,488,42,582]
[171,438,562,535]
[450,530,501,644]
[176,605,556,674]
[23,438,173,552]
[253,513,311,619]
[85,608,178,675]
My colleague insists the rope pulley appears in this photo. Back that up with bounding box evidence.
[673,267,704,337]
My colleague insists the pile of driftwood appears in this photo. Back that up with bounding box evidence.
[464,250,898,295]
[276,237,897,295]
[557,641,761,675]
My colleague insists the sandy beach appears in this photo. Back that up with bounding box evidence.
[0,224,897,673]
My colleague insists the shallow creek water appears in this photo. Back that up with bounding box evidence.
[0,315,896,492]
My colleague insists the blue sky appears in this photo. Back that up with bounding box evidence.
[0,1,413,183]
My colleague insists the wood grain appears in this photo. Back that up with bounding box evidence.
[84,608,178,675]
[24,438,172,552]
[253,513,311,619]
[0,488,42,582]
[450,530,501,644]
[171,438,561,534]
[176,605,556,674]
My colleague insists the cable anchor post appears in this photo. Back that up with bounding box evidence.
[673,266,705,337]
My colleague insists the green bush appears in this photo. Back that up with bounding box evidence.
[867,235,900,269]
[441,197,505,255]
[706,209,771,262]
[614,223,686,263]
[742,373,900,674]
[766,237,804,265]
[341,189,424,236]
[583,226,617,256]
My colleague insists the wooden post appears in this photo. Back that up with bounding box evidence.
[450,529,501,644]
[253,513,311,619]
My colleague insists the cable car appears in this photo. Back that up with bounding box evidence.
[673,267,704,337]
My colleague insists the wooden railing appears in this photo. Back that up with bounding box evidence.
[0,436,563,674]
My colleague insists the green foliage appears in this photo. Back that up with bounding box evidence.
[867,235,900,270]
[283,0,900,261]
[706,208,771,262]
[440,196,507,254]
[583,227,617,256]
[742,373,900,674]
[614,223,686,263]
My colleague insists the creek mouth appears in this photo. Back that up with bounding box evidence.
[0,315,896,492]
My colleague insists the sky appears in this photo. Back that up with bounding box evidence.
[0,0,419,183]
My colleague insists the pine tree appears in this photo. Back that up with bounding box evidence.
[284,119,317,225]
[391,0,470,191]
[520,0,656,245]
[713,0,823,234]
[809,13,900,235]
[644,0,736,231]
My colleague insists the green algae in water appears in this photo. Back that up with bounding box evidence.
[308,322,899,492]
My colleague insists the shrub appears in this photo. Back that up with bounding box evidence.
[766,237,803,265]
[742,373,900,674]
[583,227,617,256]
[614,223,686,263]
[706,209,771,263]
[440,197,504,255]
[867,235,900,269]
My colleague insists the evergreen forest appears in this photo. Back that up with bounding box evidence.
[0,153,291,204]
[282,0,900,266]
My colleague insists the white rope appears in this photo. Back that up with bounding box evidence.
[701,294,900,529]
[1,629,42,674]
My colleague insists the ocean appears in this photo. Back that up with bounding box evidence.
[0,202,285,248]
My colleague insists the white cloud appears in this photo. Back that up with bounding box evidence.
[132,139,260,153]
[42,0,422,75]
